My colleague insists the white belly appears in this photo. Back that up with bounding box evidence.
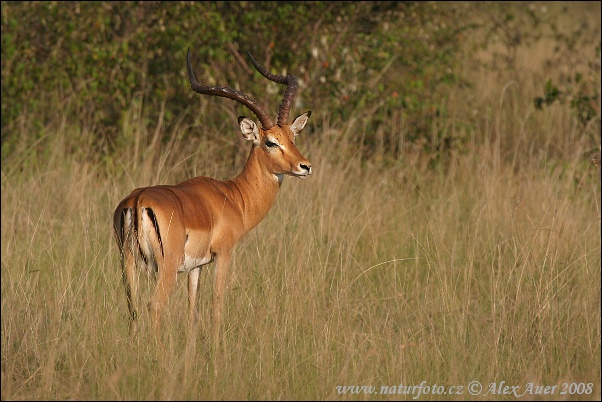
[179,254,212,272]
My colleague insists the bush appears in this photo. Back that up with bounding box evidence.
[1,2,599,165]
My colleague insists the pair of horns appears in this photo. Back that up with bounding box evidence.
[186,48,298,129]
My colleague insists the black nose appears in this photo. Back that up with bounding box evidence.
[300,163,311,172]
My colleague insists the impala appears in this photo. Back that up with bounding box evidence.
[113,48,312,344]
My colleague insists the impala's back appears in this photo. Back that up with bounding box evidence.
[113,177,247,275]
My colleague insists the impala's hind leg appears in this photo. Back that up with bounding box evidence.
[122,248,140,335]
[118,208,140,335]
[142,207,186,335]
[149,263,178,335]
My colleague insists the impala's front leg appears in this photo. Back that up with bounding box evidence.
[212,252,231,350]
[187,267,202,327]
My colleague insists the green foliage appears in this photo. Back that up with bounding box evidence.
[1,2,600,166]
[1,1,476,161]
[534,72,600,129]
[477,2,600,146]
[534,79,562,109]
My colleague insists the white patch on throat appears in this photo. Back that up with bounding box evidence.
[275,173,284,184]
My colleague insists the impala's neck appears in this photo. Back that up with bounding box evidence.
[229,144,281,234]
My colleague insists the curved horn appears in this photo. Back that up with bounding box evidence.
[186,48,275,129]
[247,52,298,126]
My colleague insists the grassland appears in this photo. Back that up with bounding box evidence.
[1,4,601,401]
[2,78,600,400]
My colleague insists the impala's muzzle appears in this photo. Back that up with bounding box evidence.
[293,162,312,178]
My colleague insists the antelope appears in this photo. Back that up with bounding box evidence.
[113,48,312,345]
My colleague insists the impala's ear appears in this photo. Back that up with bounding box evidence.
[238,116,260,143]
[289,111,311,136]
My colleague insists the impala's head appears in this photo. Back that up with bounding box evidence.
[238,111,312,179]
[186,48,312,179]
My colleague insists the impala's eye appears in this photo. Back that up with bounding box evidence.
[265,139,278,148]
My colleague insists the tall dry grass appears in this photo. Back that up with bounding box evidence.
[2,41,601,402]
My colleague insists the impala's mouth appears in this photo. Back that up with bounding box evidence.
[291,170,311,179]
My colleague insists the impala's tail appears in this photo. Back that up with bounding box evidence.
[113,191,164,273]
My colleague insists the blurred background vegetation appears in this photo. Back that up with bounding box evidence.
[2,1,599,167]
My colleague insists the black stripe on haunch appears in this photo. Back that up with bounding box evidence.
[146,208,164,258]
